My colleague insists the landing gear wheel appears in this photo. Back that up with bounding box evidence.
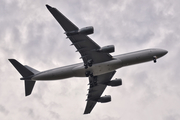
[153,59,157,63]
[85,71,90,77]
[85,71,94,77]
[87,59,93,67]
[153,56,157,63]
[88,63,92,67]
[84,64,88,69]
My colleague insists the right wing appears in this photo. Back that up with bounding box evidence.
[46,4,113,65]
[84,71,116,114]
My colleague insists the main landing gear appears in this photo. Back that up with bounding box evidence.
[85,71,93,77]
[85,71,97,87]
[84,59,93,69]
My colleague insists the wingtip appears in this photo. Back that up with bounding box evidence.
[46,4,52,9]
[8,59,14,60]
[8,59,15,63]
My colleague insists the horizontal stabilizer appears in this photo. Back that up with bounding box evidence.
[9,59,34,77]
[25,65,39,74]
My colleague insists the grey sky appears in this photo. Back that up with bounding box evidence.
[0,0,179,119]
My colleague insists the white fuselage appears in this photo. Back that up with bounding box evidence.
[32,49,167,81]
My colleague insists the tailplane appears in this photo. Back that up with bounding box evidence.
[8,59,39,96]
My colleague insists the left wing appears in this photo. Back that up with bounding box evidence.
[84,71,116,114]
[46,4,113,65]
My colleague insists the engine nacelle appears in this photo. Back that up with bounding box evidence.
[79,26,94,35]
[97,45,115,53]
[65,26,94,36]
[107,79,122,87]
[98,95,111,103]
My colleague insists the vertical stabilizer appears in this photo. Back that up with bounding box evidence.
[8,59,38,96]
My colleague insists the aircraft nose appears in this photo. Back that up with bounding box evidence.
[159,49,168,56]
[155,49,168,58]
[162,49,168,55]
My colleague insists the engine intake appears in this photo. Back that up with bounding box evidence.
[97,45,115,53]
[107,79,122,87]
[98,95,111,103]
[65,26,94,36]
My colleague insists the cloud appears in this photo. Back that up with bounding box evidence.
[0,105,9,115]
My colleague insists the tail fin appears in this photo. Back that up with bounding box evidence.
[8,59,39,96]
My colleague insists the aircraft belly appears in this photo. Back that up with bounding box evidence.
[73,59,122,77]
[32,67,75,80]
[92,59,122,76]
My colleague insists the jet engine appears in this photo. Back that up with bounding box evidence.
[98,95,111,103]
[107,79,122,87]
[65,26,94,36]
[97,45,115,53]
[79,26,94,35]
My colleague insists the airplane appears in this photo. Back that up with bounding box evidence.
[9,4,168,114]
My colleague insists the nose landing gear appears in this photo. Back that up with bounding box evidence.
[153,56,157,63]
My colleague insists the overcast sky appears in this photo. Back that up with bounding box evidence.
[0,0,180,120]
